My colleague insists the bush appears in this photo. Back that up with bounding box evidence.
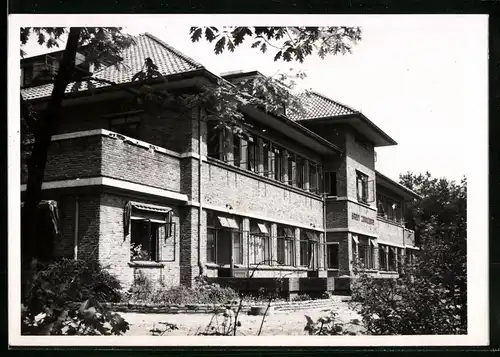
[128,273,238,305]
[350,227,466,335]
[22,258,128,335]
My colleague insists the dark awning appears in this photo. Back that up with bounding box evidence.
[129,201,171,213]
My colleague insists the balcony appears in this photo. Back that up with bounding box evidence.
[23,130,182,194]
[376,216,416,247]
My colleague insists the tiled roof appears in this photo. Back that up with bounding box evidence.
[288,91,359,121]
[21,33,204,101]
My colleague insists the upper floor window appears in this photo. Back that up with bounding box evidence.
[247,136,258,172]
[287,153,297,186]
[323,171,337,196]
[356,170,369,203]
[273,147,284,182]
[296,157,305,189]
[377,195,402,222]
[110,115,141,140]
[309,163,319,194]
[207,120,221,160]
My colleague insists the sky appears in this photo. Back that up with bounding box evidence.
[19,15,488,183]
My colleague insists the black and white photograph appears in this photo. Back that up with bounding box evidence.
[9,14,487,346]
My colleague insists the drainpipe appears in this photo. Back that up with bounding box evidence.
[197,107,204,276]
[323,193,327,271]
[74,196,79,260]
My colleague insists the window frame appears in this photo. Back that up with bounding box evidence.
[206,210,243,265]
[356,170,369,203]
[249,220,271,265]
[277,225,296,266]
[326,243,340,269]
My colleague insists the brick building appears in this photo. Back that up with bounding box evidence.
[20,33,420,291]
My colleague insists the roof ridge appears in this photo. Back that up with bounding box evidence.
[307,90,360,114]
[143,32,204,70]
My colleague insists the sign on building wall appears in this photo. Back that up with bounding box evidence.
[351,213,375,225]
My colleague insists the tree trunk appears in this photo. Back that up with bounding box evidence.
[21,27,82,296]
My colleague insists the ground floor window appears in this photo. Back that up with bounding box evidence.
[249,220,271,265]
[206,210,242,265]
[379,245,387,271]
[126,202,173,262]
[130,219,165,261]
[300,230,319,268]
[277,225,295,266]
[358,236,374,269]
[326,243,339,269]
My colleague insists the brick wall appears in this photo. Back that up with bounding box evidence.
[58,99,196,154]
[31,133,182,193]
[100,135,181,192]
[326,232,350,274]
[325,200,348,229]
[179,206,200,287]
[42,136,103,183]
[347,201,378,237]
[98,192,181,289]
[203,162,324,228]
[76,193,101,263]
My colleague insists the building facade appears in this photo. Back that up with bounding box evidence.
[20,33,420,290]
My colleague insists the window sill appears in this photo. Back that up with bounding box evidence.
[356,200,372,208]
[128,261,165,268]
[327,268,340,271]
[379,270,398,275]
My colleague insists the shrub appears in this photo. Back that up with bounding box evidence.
[127,273,238,305]
[22,258,128,335]
[350,225,466,335]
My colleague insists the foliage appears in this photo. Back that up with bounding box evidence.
[349,173,466,335]
[150,322,179,336]
[304,311,357,335]
[22,259,128,335]
[128,272,238,305]
[190,26,362,62]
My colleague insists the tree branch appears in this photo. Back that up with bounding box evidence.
[20,94,38,136]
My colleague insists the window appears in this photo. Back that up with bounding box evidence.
[357,236,374,269]
[287,153,296,186]
[309,163,319,194]
[326,244,339,269]
[247,137,258,172]
[379,245,387,271]
[300,230,319,268]
[233,135,240,167]
[323,171,337,196]
[130,220,163,261]
[249,220,271,265]
[388,246,397,271]
[262,141,271,176]
[274,147,284,182]
[377,194,403,222]
[296,157,305,189]
[206,210,242,265]
[207,120,221,160]
[356,171,369,203]
[277,225,295,266]
[110,116,141,140]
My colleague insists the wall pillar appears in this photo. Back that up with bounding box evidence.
[271,223,278,266]
[257,137,264,175]
[295,227,301,267]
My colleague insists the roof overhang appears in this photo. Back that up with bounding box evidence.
[297,113,397,147]
[22,68,218,108]
[376,171,422,201]
[241,105,342,156]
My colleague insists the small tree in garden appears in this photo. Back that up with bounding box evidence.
[349,174,466,335]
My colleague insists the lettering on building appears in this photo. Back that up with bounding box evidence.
[351,213,374,225]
